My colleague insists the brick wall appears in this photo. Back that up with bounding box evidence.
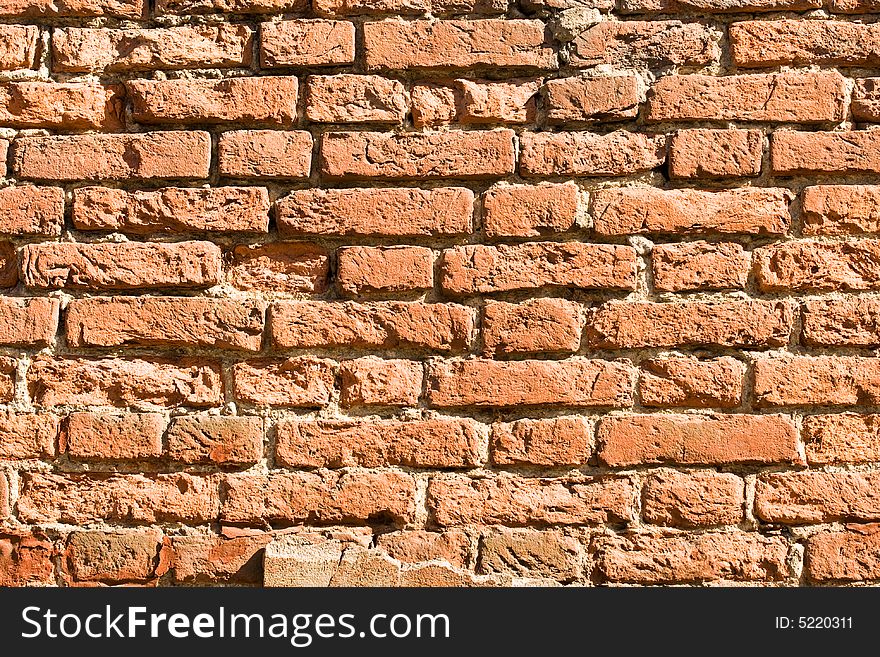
[0,0,877,587]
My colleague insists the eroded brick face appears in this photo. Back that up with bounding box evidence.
[0,1,872,589]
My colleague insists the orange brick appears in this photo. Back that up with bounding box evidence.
[64,412,164,461]
[260,19,354,67]
[218,130,312,179]
[571,20,719,68]
[491,417,592,466]
[520,131,666,177]
[756,471,880,524]
[639,357,744,408]
[167,416,263,465]
[669,128,763,179]
[305,74,408,123]
[0,81,121,129]
[642,470,745,528]
[231,357,335,407]
[754,356,880,407]
[228,243,329,294]
[339,357,423,406]
[482,298,584,355]
[755,240,880,292]
[482,182,581,238]
[545,75,640,123]
[652,241,750,292]
[336,246,433,296]
[0,25,38,70]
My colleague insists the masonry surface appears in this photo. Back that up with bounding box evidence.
[1,0,880,588]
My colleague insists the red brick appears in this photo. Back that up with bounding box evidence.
[411,82,458,127]
[336,246,433,296]
[306,74,408,123]
[491,417,592,466]
[0,297,59,345]
[806,526,880,583]
[830,0,880,10]
[0,139,7,178]
[232,357,335,407]
[169,532,273,584]
[1,0,144,16]
[428,474,634,526]
[754,356,880,407]
[648,72,846,123]
[64,412,164,461]
[585,300,793,349]
[0,25,37,70]
[482,182,581,238]
[218,130,312,179]
[377,529,470,568]
[64,530,165,583]
[53,25,252,72]
[771,130,880,175]
[731,19,880,67]
[0,242,15,288]
[21,241,221,290]
[260,19,354,67]
[597,414,801,467]
[28,356,222,408]
[755,240,880,292]
[803,297,880,347]
[853,78,880,121]
[277,187,473,237]
[0,412,59,459]
[0,532,57,586]
[756,471,880,524]
[669,129,763,179]
[221,470,416,525]
[0,472,7,519]
[275,418,483,468]
[457,78,540,124]
[804,414,880,465]
[802,185,880,235]
[441,242,637,294]
[67,297,265,352]
[167,416,263,465]
[321,129,515,180]
[639,357,744,408]
[427,358,633,408]
[72,186,269,234]
[482,298,584,355]
[571,20,719,68]
[0,186,64,236]
[316,0,508,13]
[620,0,819,11]
[478,528,582,582]
[15,131,211,181]
[596,532,789,584]
[363,19,555,70]
[545,75,640,123]
[642,470,745,528]
[520,131,666,177]
[128,77,298,125]
[228,243,329,294]
[18,472,220,524]
[0,81,121,129]
[339,357,423,406]
[0,357,13,403]
[652,241,750,292]
[591,187,791,236]
[270,301,474,353]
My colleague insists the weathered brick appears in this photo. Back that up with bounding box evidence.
[411,83,458,127]
[639,357,744,408]
[64,412,164,461]
[755,240,880,292]
[28,356,223,408]
[228,243,329,294]
[803,297,880,347]
[157,0,303,12]
[336,246,433,296]
[482,182,581,238]
[642,470,745,528]
[218,130,312,179]
[363,19,555,70]
[853,78,880,122]
[53,25,252,72]
[0,81,121,129]
[545,75,640,123]
[0,186,64,236]
[0,357,13,403]
[0,242,15,288]
[648,72,846,123]
[756,471,880,524]
[571,20,719,68]
[0,25,37,70]
[802,185,880,235]
[377,529,470,568]
[428,474,634,526]
[66,297,265,352]
[167,416,263,465]
[18,472,220,524]
[0,472,7,519]
[0,297,59,345]
[652,241,750,292]
[620,0,819,11]
[15,131,211,181]
[427,358,633,408]
[221,470,416,525]
[806,526,880,583]
[278,187,473,237]
[591,187,791,236]
[306,75,408,123]
[232,357,335,407]
[64,530,165,583]
[0,531,57,586]
[275,418,483,468]
[260,19,354,67]
[754,356,880,407]
[316,0,508,13]
[771,130,880,175]
[270,301,474,352]
[478,528,582,582]
[0,412,59,459]
[128,77,298,125]
[321,130,515,180]
[21,241,222,290]
[482,298,584,355]
[491,417,592,466]
[585,300,793,349]
[520,131,666,177]
[441,243,637,294]
[804,414,880,465]
[2,0,145,16]
[596,532,789,584]
[457,78,540,124]
[598,414,800,467]
[669,129,763,179]
[169,532,273,584]
[339,357,423,406]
